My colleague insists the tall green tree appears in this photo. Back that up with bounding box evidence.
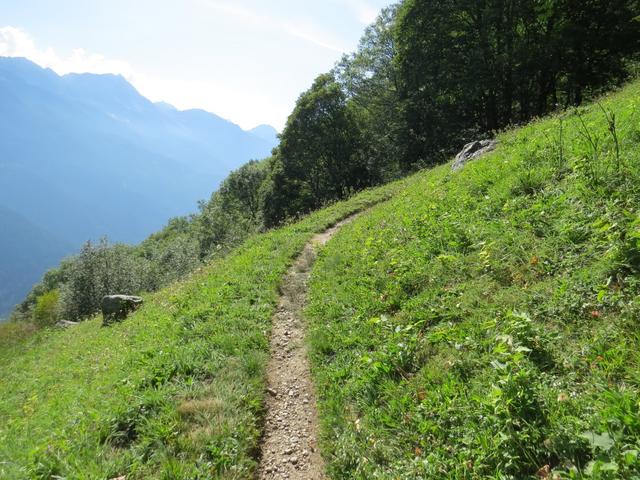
[60,239,144,321]
[335,5,404,180]
[263,73,366,226]
[198,160,268,255]
[395,0,475,168]
[558,0,640,105]
[395,0,640,167]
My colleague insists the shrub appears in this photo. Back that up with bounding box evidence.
[33,289,60,327]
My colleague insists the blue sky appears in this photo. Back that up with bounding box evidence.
[0,0,395,130]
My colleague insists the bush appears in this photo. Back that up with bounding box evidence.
[33,289,60,327]
[60,239,146,321]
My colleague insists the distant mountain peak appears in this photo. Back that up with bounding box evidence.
[0,57,279,317]
[61,71,143,103]
[0,55,50,71]
[62,71,132,87]
[249,124,279,145]
[0,56,59,84]
[154,101,177,111]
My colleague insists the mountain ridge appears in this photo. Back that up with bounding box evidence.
[0,56,279,316]
[249,124,279,145]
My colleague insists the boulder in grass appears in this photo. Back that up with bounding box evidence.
[56,320,79,328]
[452,139,498,172]
[101,295,143,325]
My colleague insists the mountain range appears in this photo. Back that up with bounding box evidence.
[0,56,279,317]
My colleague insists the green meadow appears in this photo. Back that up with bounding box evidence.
[2,81,640,479]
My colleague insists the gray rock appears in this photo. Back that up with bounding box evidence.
[452,139,498,171]
[56,320,79,328]
[101,295,143,325]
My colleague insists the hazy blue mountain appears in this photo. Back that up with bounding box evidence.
[0,206,74,318]
[249,124,279,145]
[0,56,279,316]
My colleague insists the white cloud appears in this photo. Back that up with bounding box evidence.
[0,26,134,79]
[343,0,379,24]
[200,0,348,53]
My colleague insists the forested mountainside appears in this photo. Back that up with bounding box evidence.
[0,57,278,317]
[0,206,72,320]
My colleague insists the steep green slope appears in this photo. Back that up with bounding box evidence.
[0,181,405,479]
[308,81,640,479]
[2,79,639,479]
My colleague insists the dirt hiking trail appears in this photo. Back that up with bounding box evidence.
[257,215,357,479]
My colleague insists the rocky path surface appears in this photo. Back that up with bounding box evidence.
[257,216,357,480]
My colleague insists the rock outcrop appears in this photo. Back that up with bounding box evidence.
[452,139,498,171]
[101,295,143,325]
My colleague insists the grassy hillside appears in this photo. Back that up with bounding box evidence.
[307,81,640,478]
[2,79,639,479]
[0,181,405,479]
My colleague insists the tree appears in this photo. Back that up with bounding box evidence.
[396,0,476,168]
[334,5,404,181]
[60,239,144,321]
[558,0,640,106]
[33,289,60,327]
[197,160,268,256]
[262,73,366,227]
[395,0,640,168]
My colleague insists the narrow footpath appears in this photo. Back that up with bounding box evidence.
[257,216,357,479]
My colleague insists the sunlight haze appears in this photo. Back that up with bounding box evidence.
[0,0,395,130]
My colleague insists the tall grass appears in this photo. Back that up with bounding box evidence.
[307,81,640,479]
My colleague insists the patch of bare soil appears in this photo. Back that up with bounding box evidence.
[257,216,357,479]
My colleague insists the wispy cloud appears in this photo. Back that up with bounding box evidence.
[0,26,134,78]
[200,0,348,53]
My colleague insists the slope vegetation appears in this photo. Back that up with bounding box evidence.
[0,56,277,316]
[1,80,639,479]
[307,81,640,478]
[0,181,403,479]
